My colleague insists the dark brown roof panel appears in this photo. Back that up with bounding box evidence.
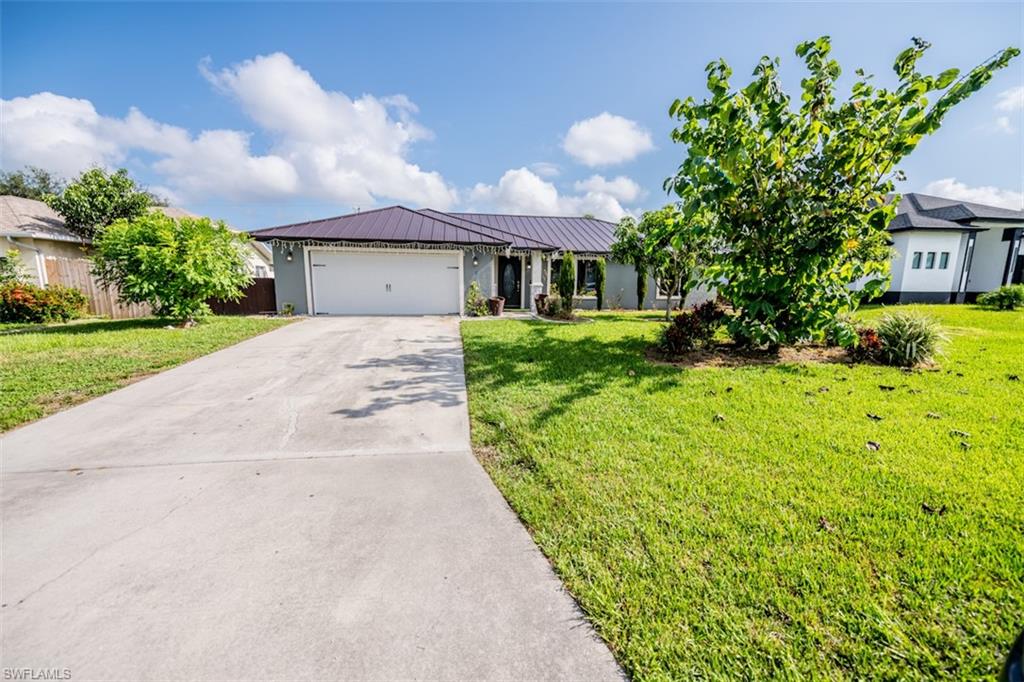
[448,212,618,253]
[250,205,509,246]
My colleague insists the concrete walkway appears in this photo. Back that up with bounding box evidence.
[1,317,621,681]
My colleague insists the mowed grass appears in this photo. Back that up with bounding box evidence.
[1,316,294,432]
[461,305,1024,680]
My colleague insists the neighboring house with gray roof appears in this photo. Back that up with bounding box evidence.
[854,193,1024,303]
[0,195,90,286]
[0,196,274,286]
[250,205,709,315]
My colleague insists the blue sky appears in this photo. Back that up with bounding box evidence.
[3,2,1022,230]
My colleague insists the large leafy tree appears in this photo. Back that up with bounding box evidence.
[663,37,1018,347]
[45,168,152,240]
[0,166,66,200]
[91,213,252,324]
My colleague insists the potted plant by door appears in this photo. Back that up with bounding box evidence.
[534,293,548,314]
[488,296,505,316]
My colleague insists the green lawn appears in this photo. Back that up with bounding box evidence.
[1,316,293,432]
[461,305,1024,680]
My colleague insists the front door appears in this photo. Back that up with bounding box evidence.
[497,256,522,308]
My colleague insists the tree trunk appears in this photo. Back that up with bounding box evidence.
[636,265,647,310]
[665,274,682,321]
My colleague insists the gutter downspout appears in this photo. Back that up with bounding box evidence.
[5,235,47,286]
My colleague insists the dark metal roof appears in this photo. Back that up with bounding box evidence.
[418,209,556,250]
[905,193,1024,221]
[890,193,1024,232]
[446,212,618,254]
[250,205,509,246]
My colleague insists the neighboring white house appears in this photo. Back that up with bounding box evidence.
[854,193,1024,303]
[0,195,274,285]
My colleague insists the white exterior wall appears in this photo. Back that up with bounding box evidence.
[967,224,1010,293]
[3,237,90,286]
[897,231,962,294]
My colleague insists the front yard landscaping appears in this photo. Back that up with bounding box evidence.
[461,305,1024,680]
[1,316,293,431]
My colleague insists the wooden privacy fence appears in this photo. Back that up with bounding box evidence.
[208,278,276,315]
[45,257,152,320]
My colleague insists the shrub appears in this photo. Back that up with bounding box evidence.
[595,257,606,311]
[0,250,27,285]
[825,312,858,348]
[557,251,576,313]
[848,326,882,362]
[978,284,1024,310]
[875,312,945,367]
[0,282,87,323]
[659,300,724,354]
[92,213,252,324]
[465,281,489,316]
[542,294,573,320]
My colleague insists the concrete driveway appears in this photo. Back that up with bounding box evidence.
[1,317,621,681]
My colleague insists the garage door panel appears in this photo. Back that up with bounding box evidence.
[310,250,460,315]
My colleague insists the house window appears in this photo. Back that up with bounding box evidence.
[926,252,936,269]
[255,265,268,278]
[576,260,597,296]
[912,252,922,269]
[939,252,949,269]
[549,259,597,296]
[655,277,676,299]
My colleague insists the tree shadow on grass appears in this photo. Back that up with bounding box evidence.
[464,320,861,427]
[0,318,173,336]
[463,320,687,426]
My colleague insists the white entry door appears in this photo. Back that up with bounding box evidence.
[309,250,461,315]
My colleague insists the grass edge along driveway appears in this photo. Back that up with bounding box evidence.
[461,306,1024,680]
[1,316,294,432]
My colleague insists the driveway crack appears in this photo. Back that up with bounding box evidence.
[8,484,217,608]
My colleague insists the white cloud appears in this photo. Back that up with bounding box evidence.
[0,93,297,200]
[562,112,654,167]
[199,53,452,208]
[1,52,455,208]
[994,116,1015,134]
[573,174,644,203]
[921,178,1023,210]
[529,162,561,178]
[995,86,1024,112]
[988,86,1023,133]
[469,167,631,221]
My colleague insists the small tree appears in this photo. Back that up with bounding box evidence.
[611,217,651,310]
[595,257,606,310]
[91,213,252,325]
[0,250,27,285]
[638,205,714,320]
[46,168,152,240]
[557,251,576,313]
[0,166,65,200]
[664,36,1018,347]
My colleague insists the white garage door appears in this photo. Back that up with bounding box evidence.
[309,250,461,315]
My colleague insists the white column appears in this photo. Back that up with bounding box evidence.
[529,250,543,313]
